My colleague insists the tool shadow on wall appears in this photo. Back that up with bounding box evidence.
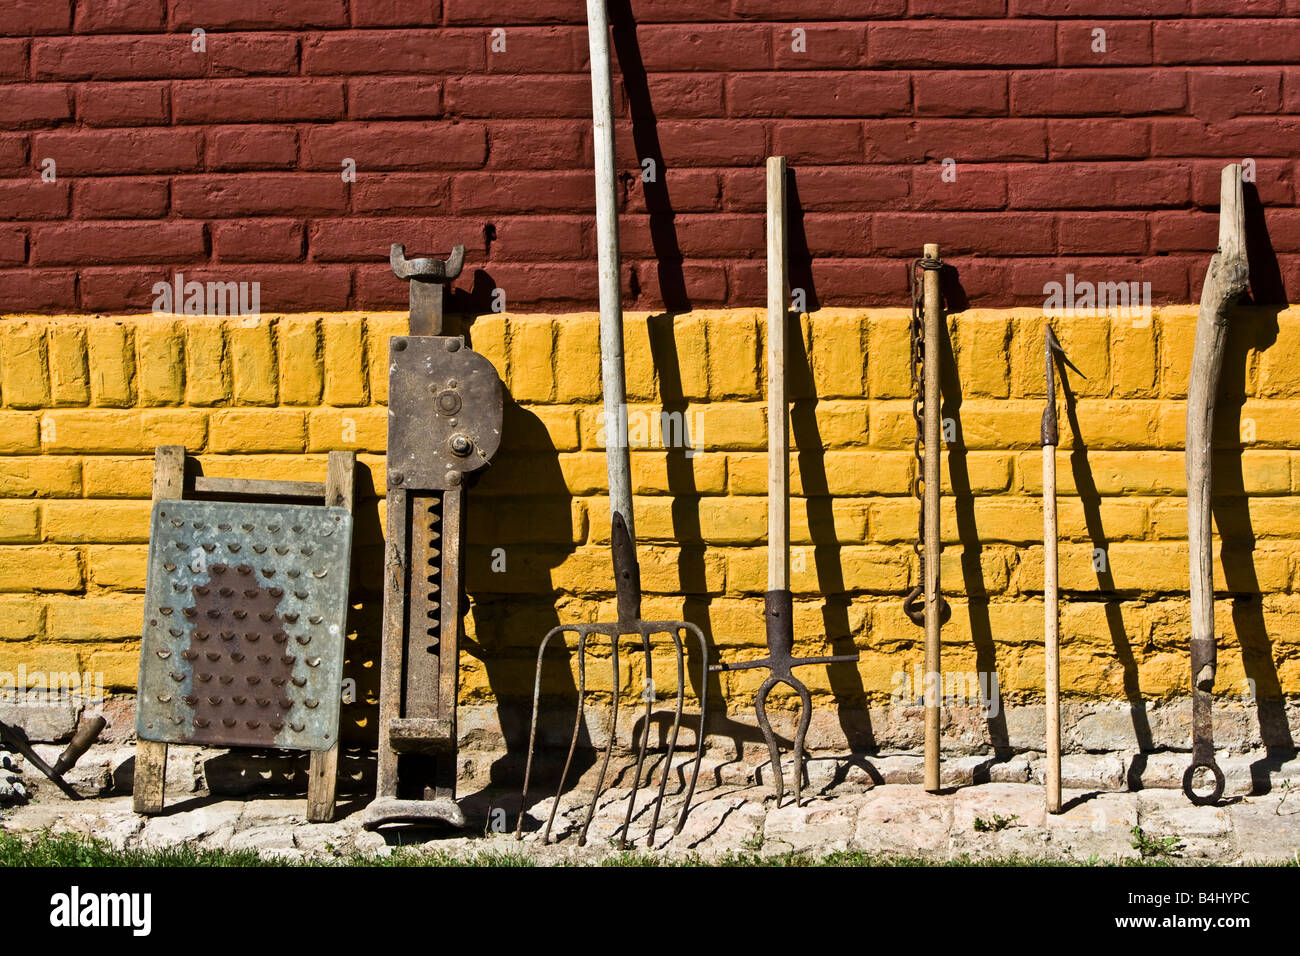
[787,168,867,774]
[460,378,589,818]
[611,0,689,313]
[935,273,1015,780]
[1210,183,1293,789]
[1055,357,1157,799]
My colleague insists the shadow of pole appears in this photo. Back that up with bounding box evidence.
[937,270,1013,763]
[1057,359,1154,787]
[610,0,689,313]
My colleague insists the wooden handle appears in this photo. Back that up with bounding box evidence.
[53,715,106,776]
[767,156,789,592]
[1043,446,1061,813]
[922,243,943,794]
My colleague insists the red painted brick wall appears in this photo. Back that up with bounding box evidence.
[0,1,1296,312]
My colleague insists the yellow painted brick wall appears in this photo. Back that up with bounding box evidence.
[1,308,1298,737]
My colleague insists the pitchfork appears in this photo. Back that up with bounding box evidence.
[709,158,858,808]
[515,0,708,849]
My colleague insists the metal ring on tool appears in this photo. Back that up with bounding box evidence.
[1181,761,1226,806]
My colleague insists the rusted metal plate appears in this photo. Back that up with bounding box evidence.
[135,500,353,752]
[386,335,503,491]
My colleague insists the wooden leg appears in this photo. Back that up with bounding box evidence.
[307,744,340,822]
[308,451,355,823]
[133,739,168,814]
[135,446,186,816]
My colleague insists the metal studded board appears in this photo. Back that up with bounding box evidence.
[135,499,353,752]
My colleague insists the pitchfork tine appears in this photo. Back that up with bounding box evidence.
[791,679,813,808]
[674,623,709,836]
[645,627,685,847]
[517,625,563,839]
[577,636,619,847]
[617,632,654,850]
[543,634,590,842]
[754,675,786,806]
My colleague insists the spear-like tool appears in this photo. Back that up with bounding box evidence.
[1042,325,1082,815]
[1184,164,1249,806]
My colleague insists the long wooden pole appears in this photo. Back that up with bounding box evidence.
[922,243,943,794]
[585,0,633,545]
[1184,164,1247,804]
[1043,332,1062,814]
[767,157,789,592]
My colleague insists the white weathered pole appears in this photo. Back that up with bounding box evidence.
[1041,325,1079,814]
[767,156,789,592]
[1043,440,1060,812]
[922,243,943,794]
[585,0,633,542]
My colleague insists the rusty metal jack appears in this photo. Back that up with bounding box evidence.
[361,242,504,831]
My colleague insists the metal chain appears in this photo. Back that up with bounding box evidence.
[909,259,926,568]
[904,256,943,627]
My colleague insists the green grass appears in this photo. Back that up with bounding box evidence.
[4,831,1292,867]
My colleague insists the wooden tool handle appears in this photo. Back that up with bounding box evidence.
[922,243,943,794]
[767,156,789,592]
[53,715,106,776]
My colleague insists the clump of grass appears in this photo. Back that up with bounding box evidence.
[1129,825,1183,860]
[973,813,1019,833]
